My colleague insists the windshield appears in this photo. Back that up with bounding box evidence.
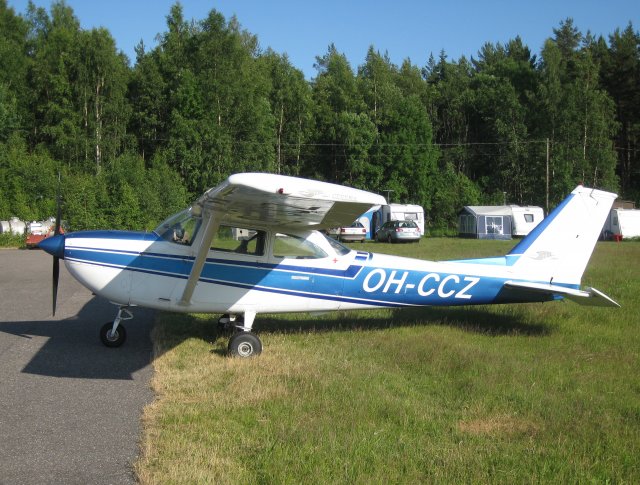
[322,232,351,256]
[155,209,202,246]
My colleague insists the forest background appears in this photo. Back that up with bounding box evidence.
[0,1,638,232]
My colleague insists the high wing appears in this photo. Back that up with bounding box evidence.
[179,173,387,305]
[194,172,386,229]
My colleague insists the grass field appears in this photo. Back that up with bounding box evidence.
[136,238,640,484]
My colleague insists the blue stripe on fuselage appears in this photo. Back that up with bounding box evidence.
[64,244,515,308]
[66,246,364,280]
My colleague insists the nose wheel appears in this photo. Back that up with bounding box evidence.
[100,321,127,347]
[100,306,133,347]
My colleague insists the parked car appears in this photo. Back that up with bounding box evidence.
[375,220,421,243]
[328,221,367,243]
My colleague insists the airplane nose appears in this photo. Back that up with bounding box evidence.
[39,234,65,259]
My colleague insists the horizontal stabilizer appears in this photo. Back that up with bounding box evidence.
[504,281,620,307]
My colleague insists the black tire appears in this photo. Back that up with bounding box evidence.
[100,322,126,347]
[387,234,392,243]
[228,332,262,357]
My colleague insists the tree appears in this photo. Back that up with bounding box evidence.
[536,24,619,203]
[259,49,313,176]
[601,23,640,201]
[76,27,131,171]
[0,0,29,132]
[311,44,363,181]
[358,50,438,209]
[26,0,83,164]
[26,1,130,172]
[128,42,168,162]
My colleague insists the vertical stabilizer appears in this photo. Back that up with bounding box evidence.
[507,186,617,286]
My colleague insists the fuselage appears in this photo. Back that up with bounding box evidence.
[56,228,557,316]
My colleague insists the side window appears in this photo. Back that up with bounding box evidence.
[524,213,534,223]
[273,234,328,259]
[211,226,265,256]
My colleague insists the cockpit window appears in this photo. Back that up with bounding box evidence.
[155,209,202,246]
[273,233,328,259]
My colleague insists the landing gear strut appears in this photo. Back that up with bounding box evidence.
[224,311,262,358]
[100,306,133,347]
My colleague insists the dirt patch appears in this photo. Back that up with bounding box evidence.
[458,414,540,436]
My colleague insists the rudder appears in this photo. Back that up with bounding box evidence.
[507,186,617,287]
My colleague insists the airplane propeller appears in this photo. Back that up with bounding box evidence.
[39,173,68,317]
[52,173,62,316]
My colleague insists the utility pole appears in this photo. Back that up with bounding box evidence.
[546,138,550,215]
[383,189,394,203]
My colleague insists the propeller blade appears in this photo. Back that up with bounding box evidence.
[53,256,59,316]
[55,172,62,236]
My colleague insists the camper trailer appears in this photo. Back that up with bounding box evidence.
[360,204,425,239]
[602,208,640,240]
[509,205,545,237]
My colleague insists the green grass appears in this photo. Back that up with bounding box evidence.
[137,238,640,484]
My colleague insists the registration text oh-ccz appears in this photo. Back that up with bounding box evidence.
[362,269,480,300]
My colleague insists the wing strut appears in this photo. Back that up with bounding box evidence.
[179,211,220,306]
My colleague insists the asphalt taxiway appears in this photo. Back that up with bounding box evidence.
[0,249,154,484]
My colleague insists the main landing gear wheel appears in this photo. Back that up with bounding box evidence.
[228,332,262,358]
[100,321,127,347]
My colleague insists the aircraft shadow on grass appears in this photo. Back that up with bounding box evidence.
[0,296,153,381]
[159,304,553,358]
[0,282,555,378]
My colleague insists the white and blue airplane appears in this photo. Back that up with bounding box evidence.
[40,173,619,357]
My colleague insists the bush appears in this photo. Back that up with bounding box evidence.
[0,232,25,248]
